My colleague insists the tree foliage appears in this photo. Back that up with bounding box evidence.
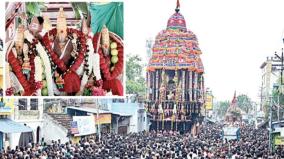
[237,94,253,114]
[271,79,284,120]
[272,79,284,106]
[214,94,255,119]
[71,2,88,19]
[25,2,46,21]
[215,101,230,118]
[126,54,145,95]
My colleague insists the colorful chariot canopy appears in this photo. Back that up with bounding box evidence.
[167,12,187,32]
[147,2,204,73]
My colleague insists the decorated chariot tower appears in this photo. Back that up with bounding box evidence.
[146,0,205,132]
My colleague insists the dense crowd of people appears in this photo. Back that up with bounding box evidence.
[0,122,284,159]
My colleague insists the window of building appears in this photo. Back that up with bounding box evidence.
[18,99,27,110]
[30,98,38,110]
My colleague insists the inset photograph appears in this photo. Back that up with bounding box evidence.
[5,2,124,96]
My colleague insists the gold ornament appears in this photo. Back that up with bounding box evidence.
[43,16,52,31]
[101,25,110,56]
[14,25,25,54]
[56,7,67,38]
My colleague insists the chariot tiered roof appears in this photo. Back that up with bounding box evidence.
[148,10,204,73]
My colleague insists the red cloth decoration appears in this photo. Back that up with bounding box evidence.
[63,71,81,93]
[7,50,35,96]
[103,79,123,96]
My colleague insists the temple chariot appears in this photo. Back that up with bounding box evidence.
[145,0,205,133]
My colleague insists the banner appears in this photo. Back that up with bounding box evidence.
[222,127,240,141]
[205,95,213,110]
[95,114,111,124]
[274,134,284,146]
[73,116,96,136]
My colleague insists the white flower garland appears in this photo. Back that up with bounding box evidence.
[93,53,101,80]
[34,56,43,95]
[34,56,42,82]
[78,37,102,95]
[79,38,95,94]
[24,30,54,96]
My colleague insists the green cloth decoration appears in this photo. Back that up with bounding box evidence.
[89,2,123,39]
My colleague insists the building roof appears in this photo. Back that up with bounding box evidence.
[111,103,143,115]
[0,118,32,133]
[67,106,131,116]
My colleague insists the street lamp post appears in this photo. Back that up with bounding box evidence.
[96,99,101,142]
[269,96,273,152]
[278,94,280,121]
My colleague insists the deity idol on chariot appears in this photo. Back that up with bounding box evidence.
[6,7,123,96]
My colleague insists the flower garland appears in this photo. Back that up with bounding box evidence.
[34,56,43,95]
[92,53,101,80]
[6,33,44,96]
[42,28,87,73]
[24,30,54,96]
[7,46,36,96]
[42,28,87,93]
[79,38,94,94]
[93,32,123,80]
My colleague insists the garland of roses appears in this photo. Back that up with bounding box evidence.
[93,32,123,80]
[7,40,38,96]
[42,28,87,74]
